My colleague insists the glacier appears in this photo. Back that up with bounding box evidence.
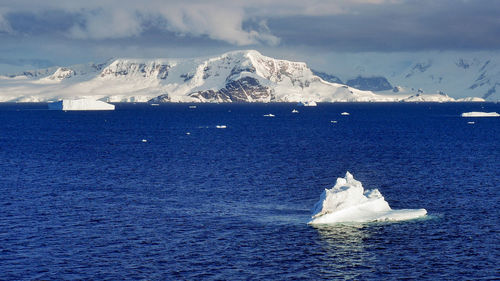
[48,99,115,111]
[309,172,427,225]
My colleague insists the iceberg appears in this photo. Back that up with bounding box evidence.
[298,101,317,107]
[461,111,500,117]
[309,172,427,225]
[48,99,115,111]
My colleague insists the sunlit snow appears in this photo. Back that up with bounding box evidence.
[309,172,427,224]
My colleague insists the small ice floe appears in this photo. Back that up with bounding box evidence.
[461,111,499,117]
[298,101,317,107]
[216,125,227,129]
[150,103,160,106]
[263,114,275,117]
[331,120,338,123]
[467,122,475,124]
[142,139,148,143]
[186,132,191,135]
[309,172,427,225]
[189,105,197,109]
[341,112,350,116]
[292,109,299,113]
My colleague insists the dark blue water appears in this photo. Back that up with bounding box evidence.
[0,103,499,280]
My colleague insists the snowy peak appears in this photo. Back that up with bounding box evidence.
[46,67,75,81]
[99,59,174,80]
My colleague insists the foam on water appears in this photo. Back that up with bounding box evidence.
[309,172,427,224]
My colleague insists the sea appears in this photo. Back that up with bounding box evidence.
[0,102,498,280]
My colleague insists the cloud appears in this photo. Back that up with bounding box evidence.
[0,0,499,52]
[0,0,395,45]
[0,9,12,33]
[69,9,144,39]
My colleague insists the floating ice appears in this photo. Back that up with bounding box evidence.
[292,109,299,113]
[263,114,275,117]
[309,172,427,224]
[189,105,197,109]
[461,111,499,117]
[142,139,147,143]
[298,101,317,107]
[216,125,227,129]
[48,99,115,111]
[331,120,338,123]
[341,112,350,116]
[467,121,475,124]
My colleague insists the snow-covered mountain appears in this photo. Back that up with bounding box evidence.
[0,50,486,103]
[317,52,500,101]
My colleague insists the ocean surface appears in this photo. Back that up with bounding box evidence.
[0,102,498,280]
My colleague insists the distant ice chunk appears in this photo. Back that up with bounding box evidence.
[48,99,115,111]
[309,172,427,224]
[292,109,299,113]
[263,113,275,117]
[216,125,227,129]
[298,101,317,107]
[461,111,499,117]
[341,112,350,116]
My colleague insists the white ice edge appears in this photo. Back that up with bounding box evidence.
[309,172,427,225]
[48,99,114,111]
[461,111,500,117]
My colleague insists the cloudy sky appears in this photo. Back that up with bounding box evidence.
[1,0,499,72]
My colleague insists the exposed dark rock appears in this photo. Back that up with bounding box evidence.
[180,73,194,82]
[148,93,170,103]
[311,70,343,84]
[456,59,470,69]
[483,83,499,99]
[188,77,270,102]
[346,76,393,91]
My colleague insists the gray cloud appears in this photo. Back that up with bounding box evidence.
[0,0,395,46]
[0,0,499,67]
[267,0,500,51]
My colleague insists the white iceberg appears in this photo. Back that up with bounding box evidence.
[341,112,350,116]
[263,113,275,117]
[298,101,317,107]
[48,99,115,111]
[309,172,427,225]
[461,111,499,117]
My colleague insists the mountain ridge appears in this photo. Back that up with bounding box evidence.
[0,50,486,103]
